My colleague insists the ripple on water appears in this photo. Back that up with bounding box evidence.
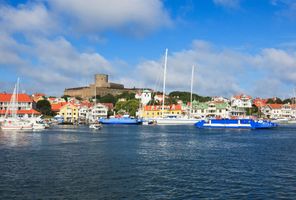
[0,125,296,199]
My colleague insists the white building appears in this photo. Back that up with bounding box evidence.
[78,105,90,122]
[135,90,152,105]
[212,96,230,103]
[88,103,108,122]
[261,103,296,119]
[230,94,252,116]
[191,101,230,119]
[154,94,167,103]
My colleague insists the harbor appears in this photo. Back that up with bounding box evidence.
[2,0,296,199]
[1,124,296,199]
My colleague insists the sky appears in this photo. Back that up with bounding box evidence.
[1,0,296,98]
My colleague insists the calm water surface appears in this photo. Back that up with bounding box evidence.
[0,125,296,199]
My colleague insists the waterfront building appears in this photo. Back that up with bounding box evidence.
[51,102,68,113]
[88,103,108,122]
[78,105,91,123]
[230,94,252,117]
[191,101,230,119]
[261,103,296,119]
[140,104,182,118]
[0,93,40,117]
[58,103,79,123]
[253,98,267,108]
[64,74,147,99]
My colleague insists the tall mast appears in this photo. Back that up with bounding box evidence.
[294,88,296,105]
[190,65,195,118]
[16,78,19,118]
[162,48,168,118]
[94,85,96,104]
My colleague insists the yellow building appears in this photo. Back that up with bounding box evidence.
[58,103,79,123]
[140,105,182,118]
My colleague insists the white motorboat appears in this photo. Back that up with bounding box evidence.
[89,123,102,130]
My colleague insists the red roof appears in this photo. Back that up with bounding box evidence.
[0,109,40,115]
[233,94,252,100]
[101,103,114,110]
[0,93,32,102]
[268,104,282,109]
[51,102,67,112]
[48,97,56,101]
[32,93,45,97]
[253,98,268,107]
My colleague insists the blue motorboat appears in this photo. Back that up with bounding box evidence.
[98,115,143,125]
[195,119,278,129]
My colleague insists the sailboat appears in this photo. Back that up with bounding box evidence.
[1,79,33,130]
[153,49,200,125]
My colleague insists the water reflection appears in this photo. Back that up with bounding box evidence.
[0,131,37,147]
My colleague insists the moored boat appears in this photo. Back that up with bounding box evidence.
[153,115,200,125]
[0,78,33,131]
[195,119,278,129]
[99,115,143,125]
[1,119,33,130]
[89,123,102,130]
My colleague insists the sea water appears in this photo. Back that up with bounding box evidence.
[0,125,296,199]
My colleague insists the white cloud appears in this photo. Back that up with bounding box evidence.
[0,33,30,67]
[0,34,115,95]
[0,3,56,34]
[120,40,296,98]
[29,37,112,76]
[47,0,172,35]
[213,0,240,9]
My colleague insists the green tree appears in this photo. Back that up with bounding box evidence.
[36,100,52,116]
[61,95,71,102]
[169,91,211,103]
[114,99,139,116]
[247,104,259,116]
[75,96,82,101]
[99,94,117,105]
[267,97,283,104]
[116,92,136,100]
[114,101,126,112]
[124,99,139,116]
[283,98,292,104]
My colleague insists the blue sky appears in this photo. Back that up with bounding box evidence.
[1,0,296,98]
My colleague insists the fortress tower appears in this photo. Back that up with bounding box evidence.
[95,74,109,88]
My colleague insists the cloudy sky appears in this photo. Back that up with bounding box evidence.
[1,0,296,98]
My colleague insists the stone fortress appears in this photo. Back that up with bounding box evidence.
[64,74,145,99]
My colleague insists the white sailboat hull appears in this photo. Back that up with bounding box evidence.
[1,124,33,130]
[153,118,200,125]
